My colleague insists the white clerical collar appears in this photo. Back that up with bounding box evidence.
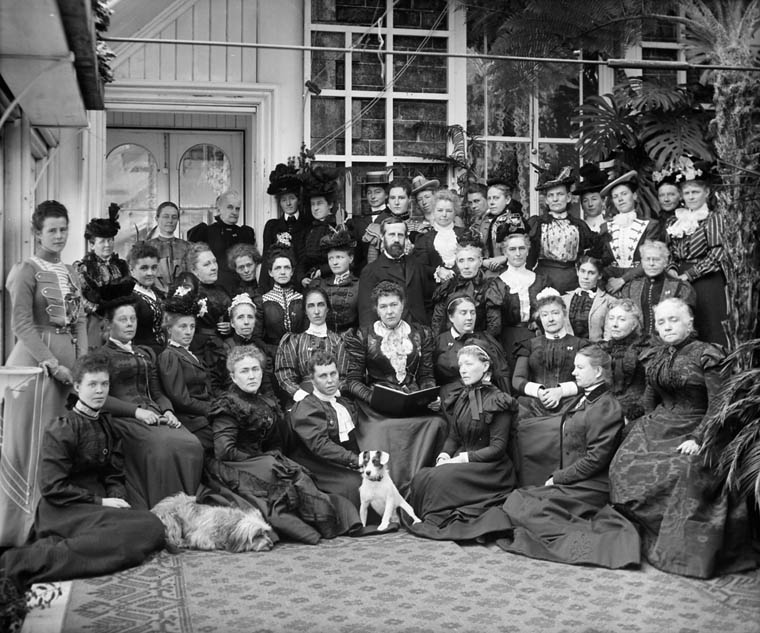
[306,322,329,337]
[110,337,133,353]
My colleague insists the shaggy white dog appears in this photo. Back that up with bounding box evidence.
[151,493,275,552]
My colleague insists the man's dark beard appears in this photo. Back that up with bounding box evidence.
[386,242,404,258]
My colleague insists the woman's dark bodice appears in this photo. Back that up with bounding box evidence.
[197,282,231,330]
[209,386,281,457]
[430,271,492,334]
[518,334,587,388]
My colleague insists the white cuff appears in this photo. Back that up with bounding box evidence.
[457,452,469,463]
[436,452,451,463]
[293,388,309,402]
[524,382,544,398]
[559,382,578,398]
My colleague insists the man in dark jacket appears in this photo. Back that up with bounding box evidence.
[187,190,259,294]
[357,219,433,328]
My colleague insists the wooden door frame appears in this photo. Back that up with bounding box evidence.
[104,81,280,243]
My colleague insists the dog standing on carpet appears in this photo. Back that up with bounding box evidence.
[359,450,421,531]
[151,493,276,552]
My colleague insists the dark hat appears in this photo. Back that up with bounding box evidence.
[411,175,440,195]
[164,278,201,316]
[320,227,356,253]
[303,166,340,201]
[267,163,301,197]
[95,278,136,316]
[600,170,638,197]
[486,176,514,190]
[669,157,715,184]
[533,164,575,192]
[84,203,121,240]
[652,168,679,189]
[362,170,392,190]
[572,164,609,195]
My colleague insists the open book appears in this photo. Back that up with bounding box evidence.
[369,384,440,417]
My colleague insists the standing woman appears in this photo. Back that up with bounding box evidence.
[76,206,131,349]
[413,190,467,283]
[652,169,681,224]
[476,178,528,271]
[407,344,518,541]
[260,163,308,292]
[6,201,87,420]
[298,167,340,288]
[665,158,728,347]
[562,256,614,342]
[311,229,360,333]
[599,171,663,294]
[183,243,232,396]
[261,247,305,359]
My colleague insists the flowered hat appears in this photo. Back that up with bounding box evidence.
[659,156,715,185]
[303,166,340,202]
[320,227,356,253]
[164,277,202,316]
[267,163,301,197]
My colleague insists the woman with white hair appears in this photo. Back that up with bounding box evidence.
[610,298,755,578]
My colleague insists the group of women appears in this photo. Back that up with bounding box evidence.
[1,156,756,596]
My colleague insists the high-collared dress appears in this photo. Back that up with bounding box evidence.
[261,283,305,359]
[562,286,614,342]
[601,211,663,285]
[610,337,757,578]
[157,342,214,451]
[100,339,204,509]
[619,272,696,337]
[132,285,166,354]
[311,272,360,333]
[430,270,495,336]
[259,213,310,292]
[0,406,165,588]
[433,328,511,396]
[599,332,648,421]
[498,385,641,569]
[406,381,517,541]
[189,281,231,397]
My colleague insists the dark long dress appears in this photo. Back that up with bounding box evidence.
[609,337,757,578]
[433,329,511,396]
[261,284,305,359]
[132,286,166,354]
[100,341,204,509]
[430,270,494,335]
[0,409,165,589]
[311,273,360,333]
[406,382,517,541]
[190,281,231,397]
[345,321,447,494]
[259,214,309,292]
[600,333,647,421]
[204,385,358,544]
[497,387,641,569]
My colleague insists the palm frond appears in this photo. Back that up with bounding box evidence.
[640,113,715,168]
[572,95,638,162]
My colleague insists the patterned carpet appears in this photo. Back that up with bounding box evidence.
[59,532,760,633]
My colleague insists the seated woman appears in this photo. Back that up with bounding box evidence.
[0,353,166,594]
[512,288,587,417]
[610,298,756,578]
[430,237,495,336]
[434,295,510,395]
[157,284,214,452]
[562,255,614,342]
[183,243,232,395]
[204,345,357,544]
[311,229,360,333]
[498,345,641,569]
[619,239,695,338]
[226,242,264,341]
[261,247,305,359]
[128,241,166,354]
[345,281,447,493]
[407,344,518,541]
[412,190,467,284]
[275,287,348,406]
[600,299,648,422]
[486,233,548,368]
[98,282,204,510]
[289,351,362,506]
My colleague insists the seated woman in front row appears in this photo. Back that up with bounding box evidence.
[498,345,641,570]
[98,282,204,510]
[204,345,357,544]
[0,353,165,595]
[407,343,518,541]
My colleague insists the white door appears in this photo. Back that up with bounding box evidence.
[106,129,244,255]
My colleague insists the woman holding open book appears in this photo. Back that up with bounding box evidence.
[344,281,446,494]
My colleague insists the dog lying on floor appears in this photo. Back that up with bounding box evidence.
[151,493,275,552]
[359,450,421,531]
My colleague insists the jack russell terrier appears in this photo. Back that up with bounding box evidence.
[359,450,421,531]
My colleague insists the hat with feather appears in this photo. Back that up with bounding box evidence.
[85,203,121,241]
[303,166,340,203]
[267,163,302,197]
[94,277,136,316]
[533,163,575,192]
[320,227,356,253]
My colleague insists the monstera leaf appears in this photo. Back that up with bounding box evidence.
[572,94,638,162]
[640,113,714,168]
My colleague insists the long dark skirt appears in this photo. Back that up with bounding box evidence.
[534,260,577,294]
[514,410,563,487]
[353,401,448,496]
[500,324,535,378]
[109,417,204,510]
[406,458,515,541]
[678,269,728,347]
[0,497,165,589]
[289,449,362,508]
[203,452,360,544]
[497,478,641,569]
[610,411,758,578]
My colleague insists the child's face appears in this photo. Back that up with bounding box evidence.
[74,370,110,410]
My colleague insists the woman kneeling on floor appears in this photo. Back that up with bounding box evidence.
[406,343,518,541]
[0,353,165,594]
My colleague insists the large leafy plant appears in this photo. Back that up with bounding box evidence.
[572,78,714,213]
